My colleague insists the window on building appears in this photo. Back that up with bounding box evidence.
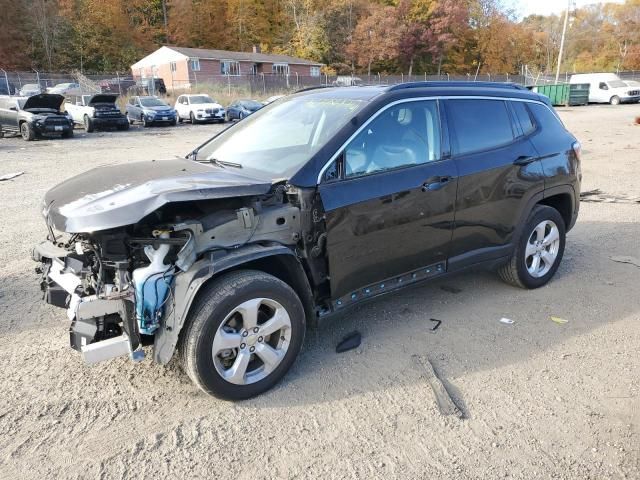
[169,62,177,73]
[190,58,200,71]
[310,66,321,77]
[221,60,241,76]
[272,63,290,75]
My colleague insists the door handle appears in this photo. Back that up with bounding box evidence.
[422,176,453,192]
[513,155,539,166]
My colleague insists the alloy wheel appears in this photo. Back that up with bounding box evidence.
[525,220,560,278]
[212,298,292,385]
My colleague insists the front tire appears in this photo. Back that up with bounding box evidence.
[83,115,94,133]
[20,122,35,141]
[190,111,196,124]
[610,96,621,105]
[179,270,306,400]
[142,115,150,127]
[498,205,566,289]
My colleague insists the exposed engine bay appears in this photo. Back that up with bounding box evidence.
[34,182,328,365]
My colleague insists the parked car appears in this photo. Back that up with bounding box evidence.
[175,94,226,123]
[97,77,137,94]
[19,84,42,97]
[127,78,167,96]
[33,82,581,400]
[226,99,263,120]
[65,94,129,132]
[333,76,363,87]
[0,81,17,95]
[569,73,640,104]
[0,94,74,140]
[46,83,82,96]
[125,96,177,127]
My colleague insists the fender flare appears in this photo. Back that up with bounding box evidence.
[152,244,306,364]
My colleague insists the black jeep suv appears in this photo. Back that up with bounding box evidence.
[33,82,581,399]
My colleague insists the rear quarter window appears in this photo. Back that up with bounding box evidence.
[447,99,514,155]
[511,101,536,136]
[527,102,566,130]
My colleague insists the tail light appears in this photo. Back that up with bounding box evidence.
[572,141,582,161]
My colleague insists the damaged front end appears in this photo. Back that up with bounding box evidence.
[34,159,314,366]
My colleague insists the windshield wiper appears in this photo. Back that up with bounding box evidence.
[210,158,242,168]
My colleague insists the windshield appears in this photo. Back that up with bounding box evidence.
[241,100,263,109]
[608,80,627,88]
[140,97,167,107]
[198,96,365,179]
[190,95,214,104]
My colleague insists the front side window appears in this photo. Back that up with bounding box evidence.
[198,96,365,179]
[221,60,240,75]
[343,101,441,178]
[599,82,608,90]
[448,99,514,155]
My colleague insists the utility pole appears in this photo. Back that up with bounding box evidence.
[555,0,571,83]
[162,0,169,43]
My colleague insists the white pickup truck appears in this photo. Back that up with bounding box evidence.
[65,94,129,132]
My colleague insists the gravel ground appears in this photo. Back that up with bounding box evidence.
[0,106,638,480]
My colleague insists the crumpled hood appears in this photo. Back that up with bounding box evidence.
[43,158,272,233]
[23,94,64,111]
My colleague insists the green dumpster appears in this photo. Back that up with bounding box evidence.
[531,83,590,106]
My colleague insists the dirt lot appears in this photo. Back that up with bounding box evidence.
[0,105,638,480]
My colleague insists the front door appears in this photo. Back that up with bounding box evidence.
[318,100,458,300]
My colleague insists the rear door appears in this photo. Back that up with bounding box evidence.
[319,99,458,300]
[444,98,545,270]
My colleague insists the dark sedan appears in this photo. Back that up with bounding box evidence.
[226,99,263,121]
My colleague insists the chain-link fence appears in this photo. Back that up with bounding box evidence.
[2,69,640,97]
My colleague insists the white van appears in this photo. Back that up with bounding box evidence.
[570,73,640,105]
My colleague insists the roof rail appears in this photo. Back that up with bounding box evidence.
[295,85,337,93]
[387,81,526,91]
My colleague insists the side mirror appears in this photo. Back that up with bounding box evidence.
[9,106,16,111]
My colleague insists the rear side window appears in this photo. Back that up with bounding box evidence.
[527,102,566,130]
[448,99,514,155]
[511,101,536,136]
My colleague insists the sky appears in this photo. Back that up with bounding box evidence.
[510,0,625,17]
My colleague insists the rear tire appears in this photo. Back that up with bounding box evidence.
[179,270,305,400]
[610,96,621,105]
[498,205,566,289]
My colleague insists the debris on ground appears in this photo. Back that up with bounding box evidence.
[429,318,442,332]
[580,189,640,204]
[440,285,462,294]
[551,316,569,324]
[0,171,24,181]
[499,317,515,325]
[336,331,361,353]
[610,255,640,268]
[413,355,464,419]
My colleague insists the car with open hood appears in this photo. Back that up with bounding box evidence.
[0,94,74,140]
[65,94,129,132]
[34,82,581,400]
[126,95,177,127]
[175,94,226,124]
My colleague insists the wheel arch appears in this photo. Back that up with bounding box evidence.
[538,191,573,230]
[153,244,316,365]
